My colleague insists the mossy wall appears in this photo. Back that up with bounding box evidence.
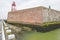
[7,21,60,32]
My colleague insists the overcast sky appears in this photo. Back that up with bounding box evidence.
[0,0,60,19]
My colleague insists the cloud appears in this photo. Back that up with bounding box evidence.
[0,0,60,19]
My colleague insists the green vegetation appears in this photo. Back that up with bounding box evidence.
[41,21,60,27]
[21,29,60,40]
[22,27,32,31]
[7,32,12,35]
[7,21,60,27]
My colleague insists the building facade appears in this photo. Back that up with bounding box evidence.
[7,6,60,25]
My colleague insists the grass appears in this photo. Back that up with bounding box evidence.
[7,21,60,40]
[7,32,12,35]
[21,29,60,40]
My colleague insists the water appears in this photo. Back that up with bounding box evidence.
[15,29,60,40]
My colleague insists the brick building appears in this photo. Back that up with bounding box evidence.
[7,6,60,25]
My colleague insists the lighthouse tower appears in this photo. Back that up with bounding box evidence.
[11,1,16,11]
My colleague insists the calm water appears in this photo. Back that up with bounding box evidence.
[16,29,60,40]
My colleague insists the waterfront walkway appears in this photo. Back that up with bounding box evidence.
[0,21,2,40]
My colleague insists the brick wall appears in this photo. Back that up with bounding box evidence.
[7,6,43,24]
[7,6,60,25]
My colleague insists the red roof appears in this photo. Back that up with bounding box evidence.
[12,1,16,6]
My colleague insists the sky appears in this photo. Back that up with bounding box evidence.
[0,0,60,19]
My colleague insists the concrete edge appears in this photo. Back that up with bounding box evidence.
[2,21,5,40]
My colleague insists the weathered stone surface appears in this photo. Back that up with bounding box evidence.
[7,6,60,25]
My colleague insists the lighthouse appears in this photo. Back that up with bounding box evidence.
[11,1,16,11]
